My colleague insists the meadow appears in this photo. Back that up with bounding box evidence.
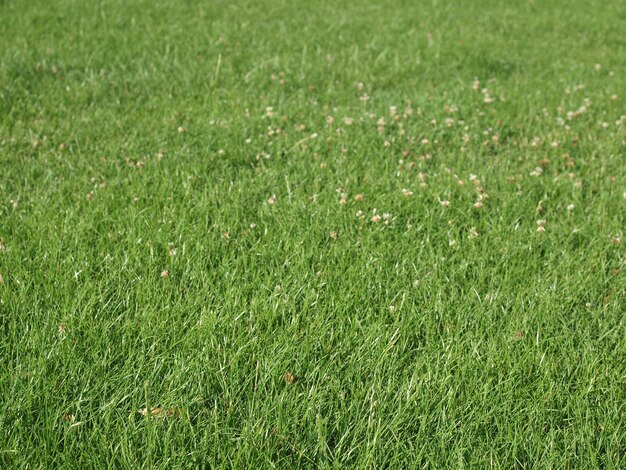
[1,0,625,467]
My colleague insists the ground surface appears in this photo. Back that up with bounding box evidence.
[1,0,625,467]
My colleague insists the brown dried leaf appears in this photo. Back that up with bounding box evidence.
[283,372,297,385]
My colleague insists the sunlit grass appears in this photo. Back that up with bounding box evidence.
[1,0,625,467]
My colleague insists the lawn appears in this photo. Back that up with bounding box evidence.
[1,0,625,467]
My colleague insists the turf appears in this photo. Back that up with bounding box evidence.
[1,0,625,467]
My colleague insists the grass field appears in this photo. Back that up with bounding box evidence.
[1,0,625,467]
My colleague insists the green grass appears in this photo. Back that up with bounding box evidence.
[1,0,625,467]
